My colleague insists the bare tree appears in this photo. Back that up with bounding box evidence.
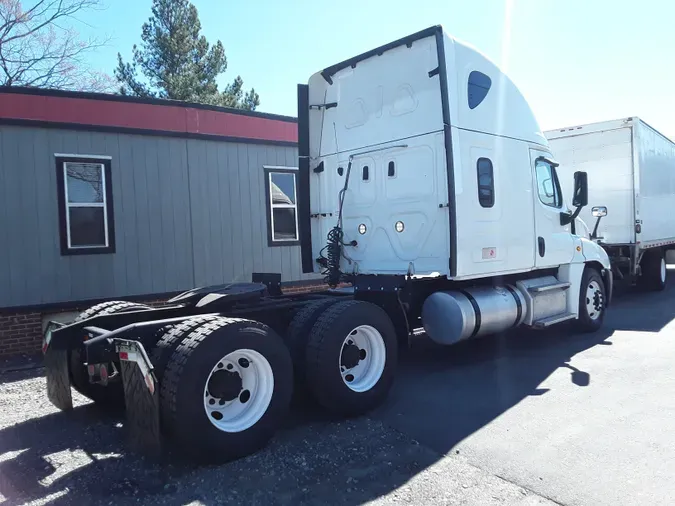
[0,0,113,92]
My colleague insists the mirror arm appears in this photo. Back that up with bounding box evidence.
[560,205,583,228]
[570,205,583,221]
[590,216,603,240]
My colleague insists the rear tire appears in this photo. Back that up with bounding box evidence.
[286,298,341,382]
[574,267,606,333]
[160,317,293,463]
[638,249,667,292]
[304,300,398,417]
[70,301,151,406]
[149,315,221,384]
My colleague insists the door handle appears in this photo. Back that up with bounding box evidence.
[538,237,545,257]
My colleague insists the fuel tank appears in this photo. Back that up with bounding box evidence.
[421,285,526,345]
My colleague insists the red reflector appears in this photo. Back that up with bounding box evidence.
[87,364,95,376]
[100,364,108,380]
[119,352,129,360]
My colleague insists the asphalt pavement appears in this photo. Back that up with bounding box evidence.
[374,272,675,505]
[1,273,674,505]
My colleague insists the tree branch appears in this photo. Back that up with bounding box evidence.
[0,0,113,91]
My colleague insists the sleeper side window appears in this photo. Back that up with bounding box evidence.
[476,158,494,208]
[468,71,492,109]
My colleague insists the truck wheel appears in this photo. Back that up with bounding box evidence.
[286,298,341,382]
[70,301,150,407]
[160,317,293,463]
[638,249,667,291]
[149,315,221,384]
[304,300,398,417]
[575,268,606,333]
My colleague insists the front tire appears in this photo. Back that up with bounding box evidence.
[304,300,398,417]
[160,317,293,463]
[575,267,606,333]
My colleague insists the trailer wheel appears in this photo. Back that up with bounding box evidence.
[638,249,667,291]
[286,298,341,381]
[70,301,151,406]
[575,267,606,333]
[304,300,398,417]
[160,317,293,462]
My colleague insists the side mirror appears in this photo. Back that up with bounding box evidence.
[572,171,588,208]
[592,206,607,218]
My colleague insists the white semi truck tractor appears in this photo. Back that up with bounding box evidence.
[43,26,612,464]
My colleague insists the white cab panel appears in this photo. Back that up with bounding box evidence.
[444,36,548,147]
[307,32,450,276]
[310,133,450,275]
[451,127,536,278]
[309,35,443,158]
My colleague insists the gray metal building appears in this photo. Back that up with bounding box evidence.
[0,87,319,356]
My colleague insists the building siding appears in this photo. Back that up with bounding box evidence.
[186,138,312,287]
[0,125,318,309]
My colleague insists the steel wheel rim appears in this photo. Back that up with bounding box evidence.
[203,349,274,433]
[339,325,386,393]
[661,258,667,283]
[585,280,603,321]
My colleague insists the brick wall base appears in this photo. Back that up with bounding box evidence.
[0,311,43,357]
[0,281,349,358]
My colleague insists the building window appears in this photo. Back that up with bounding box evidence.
[468,71,492,109]
[476,157,494,208]
[535,159,562,208]
[55,155,115,255]
[264,166,300,246]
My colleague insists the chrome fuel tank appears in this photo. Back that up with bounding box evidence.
[421,285,526,345]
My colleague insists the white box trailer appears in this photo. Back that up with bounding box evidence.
[546,117,675,290]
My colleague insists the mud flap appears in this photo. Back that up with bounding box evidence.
[44,347,73,411]
[116,340,161,458]
[43,321,73,411]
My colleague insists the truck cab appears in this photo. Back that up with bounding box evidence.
[298,26,612,343]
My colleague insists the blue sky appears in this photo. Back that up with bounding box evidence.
[74,0,674,138]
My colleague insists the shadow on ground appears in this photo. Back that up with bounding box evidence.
[0,280,673,505]
[372,279,675,456]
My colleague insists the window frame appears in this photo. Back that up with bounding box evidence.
[476,157,495,208]
[264,165,300,247]
[534,158,563,209]
[55,154,116,256]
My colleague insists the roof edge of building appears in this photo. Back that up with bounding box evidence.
[0,86,298,123]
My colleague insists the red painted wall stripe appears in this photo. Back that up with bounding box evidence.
[0,93,298,143]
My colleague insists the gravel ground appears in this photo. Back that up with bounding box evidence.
[0,366,557,506]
